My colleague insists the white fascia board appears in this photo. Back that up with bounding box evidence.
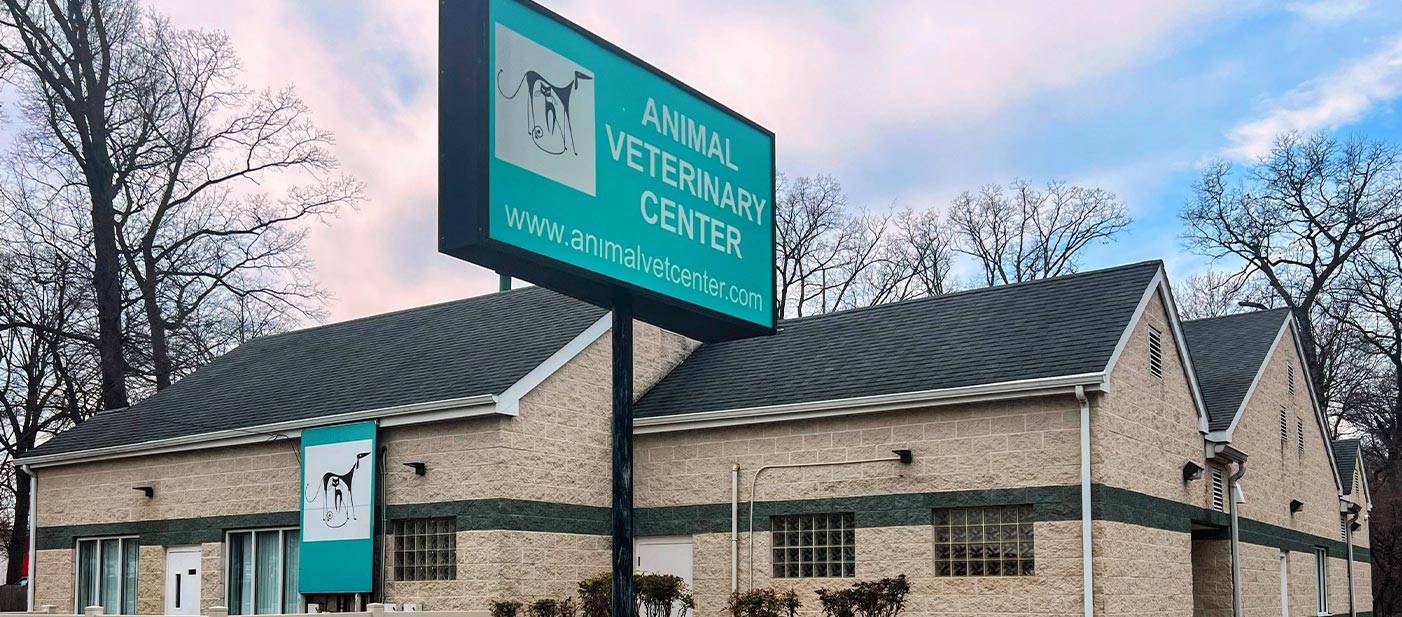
[633,372,1107,434]
[17,393,499,469]
[497,313,611,415]
[1100,267,1212,433]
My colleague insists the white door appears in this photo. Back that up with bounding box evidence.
[1279,549,1290,617]
[165,546,202,615]
[636,536,694,583]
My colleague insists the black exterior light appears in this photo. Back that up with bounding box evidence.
[1182,461,1204,481]
[1289,499,1305,514]
[892,449,913,465]
[404,462,427,476]
[1350,521,1362,531]
[133,486,154,498]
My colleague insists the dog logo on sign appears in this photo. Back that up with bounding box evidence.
[497,69,593,156]
[493,24,596,196]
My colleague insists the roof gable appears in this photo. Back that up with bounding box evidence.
[1182,309,1291,433]
[28,286,607,459]
[635,261,1163,419]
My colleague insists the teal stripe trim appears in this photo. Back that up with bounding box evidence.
[36,485,1370,565]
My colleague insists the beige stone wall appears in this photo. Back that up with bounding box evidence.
[682,521,1083,617]
[35,549,73,612]
[32,319,692,614]
[381,530,609,611]
[1092,521,1193,617]
[636,395,1082,509]
[1091,290,1209,508]
[1229,328,1345,547]
[1190,538,1231,617]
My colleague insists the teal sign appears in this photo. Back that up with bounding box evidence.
[299,421,377,593]
[440,0,776,341]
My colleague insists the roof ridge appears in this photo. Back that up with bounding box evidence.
[1183,307,1291,324]
[252,285,557,343]
[777,260,1164,327]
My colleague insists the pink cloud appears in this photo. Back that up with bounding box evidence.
[146,0,1225,324]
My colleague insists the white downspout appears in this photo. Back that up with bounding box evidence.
[731,464,739,592]
[23,465,36,612]
[1076,386,1093,617]
[1344,507,1358,617]
[1228,461,1247,617]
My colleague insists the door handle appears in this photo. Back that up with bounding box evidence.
[175,574,182,608]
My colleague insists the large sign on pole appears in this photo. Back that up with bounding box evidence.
[439,0,776,341]
[299,421,377,594]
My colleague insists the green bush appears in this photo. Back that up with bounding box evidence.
[724,588,800,617]
[815,576,910,617]
[528,598,577,617]
[576,572,695,617]
[490,600,524,617]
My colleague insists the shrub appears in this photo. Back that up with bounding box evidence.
[725,588,800,617]
[576,572,695,617]
[491,600,524,617]
[635,573,693,617]
[528,598,578,617]
[816,576,910,617]
[578,573,612,617]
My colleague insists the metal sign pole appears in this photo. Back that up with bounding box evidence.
[610,296,634,617]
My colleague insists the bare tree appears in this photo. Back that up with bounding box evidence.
[0,239,100,584]
[1175,269,1278,320]
[0,0,145,411]
[774,175,884,317]
[851,207,958,306]
[114,19,360,390]
[1328,230,1402,468]
[949,180,1131,286]
[1182,132,1402,405]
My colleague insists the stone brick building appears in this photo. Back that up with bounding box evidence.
[17,260,1372,617]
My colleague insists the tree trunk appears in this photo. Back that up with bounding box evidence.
[141,274,173,391]
[6,468,30,585]
[90,179,129,409]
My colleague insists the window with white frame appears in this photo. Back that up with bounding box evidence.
[771,513,855,578]
[75,537,138,614]
[227,528,299,615]
[392,518,457,581]
[1148,327,1164,379]
[1314,546,1328,614]
[933,505,1034,577]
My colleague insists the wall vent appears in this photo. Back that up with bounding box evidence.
[1211,468,1225,512]
[1148,327,1164,379]
[1280,406,1288,444]
[1297,417,1305,453]
[1288,363,1296,396]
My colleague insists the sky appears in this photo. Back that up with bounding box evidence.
[142,0,1402,324]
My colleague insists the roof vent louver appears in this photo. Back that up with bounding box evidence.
[1148,327,1164,379]
[1211,468,1225,512]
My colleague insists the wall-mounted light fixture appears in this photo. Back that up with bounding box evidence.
[404,462,427,476]
[133,486,154,498]
[1289,499,1304,514]
[1350,521,1362,531]
[892,449,913,465]
[1182,461,1204,482]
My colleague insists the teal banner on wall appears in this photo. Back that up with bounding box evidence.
[439,0,776,342]
[299,421,377,593]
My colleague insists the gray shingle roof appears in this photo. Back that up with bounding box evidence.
[635,261,1164,418]
[27,286,606,459]
[1333,439,1362,495]
[1181,309,1290,433]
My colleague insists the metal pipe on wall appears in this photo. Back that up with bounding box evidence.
[731,464,739,593]
[1228,461,1247,617]
[1075,386,1094,617]
[23,466,35,612]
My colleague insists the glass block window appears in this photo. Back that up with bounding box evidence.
[392,518,457,581]
[75,537,138,614]
[770,513,855,578]
[933,505,1034,577]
